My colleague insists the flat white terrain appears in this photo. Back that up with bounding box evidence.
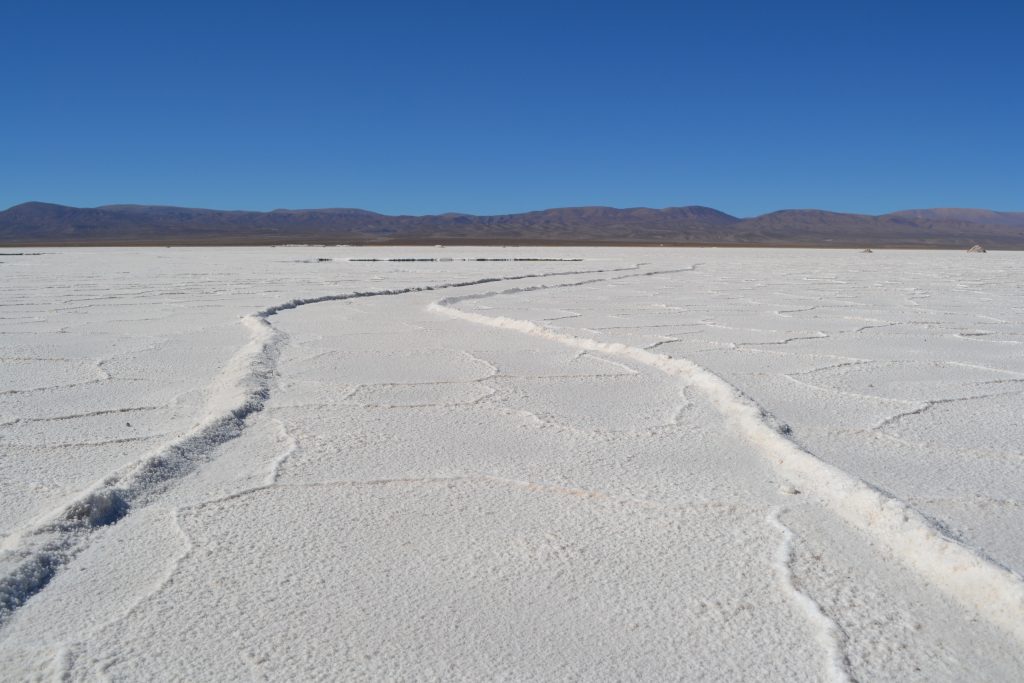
[1,247,1022,681]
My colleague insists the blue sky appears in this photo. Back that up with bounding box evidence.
[2,1,1021,216]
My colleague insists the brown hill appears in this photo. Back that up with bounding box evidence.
[888,208,1024,227]
[1,202,1021,248]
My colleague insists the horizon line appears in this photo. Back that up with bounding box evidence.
[6,200,1024,220]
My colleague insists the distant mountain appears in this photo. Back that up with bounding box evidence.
[1,201,1022,248]
[887,208,1024,227]
[723,209,1024,247]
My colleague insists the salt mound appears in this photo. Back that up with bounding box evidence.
[967,245,987,253]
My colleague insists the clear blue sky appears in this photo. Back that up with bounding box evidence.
[2,1,1021,216]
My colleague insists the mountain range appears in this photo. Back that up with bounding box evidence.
[2,202,1023,248]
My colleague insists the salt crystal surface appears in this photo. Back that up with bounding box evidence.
[1,247,1022,680]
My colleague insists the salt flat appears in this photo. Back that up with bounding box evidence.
[1,247,1022,681]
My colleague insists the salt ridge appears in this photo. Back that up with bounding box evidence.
[429,268,1024,643]
[0,265,636,626]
